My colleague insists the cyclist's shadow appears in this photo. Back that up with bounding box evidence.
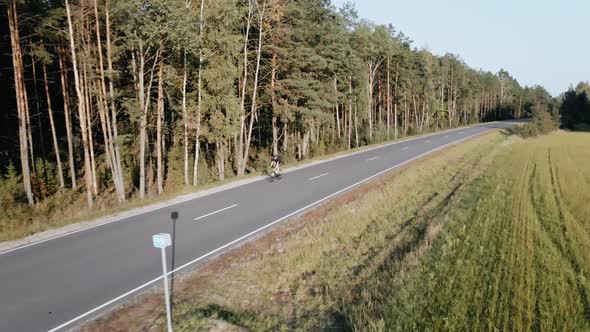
[262,169,282,182]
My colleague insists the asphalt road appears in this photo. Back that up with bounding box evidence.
[0,121,519,331]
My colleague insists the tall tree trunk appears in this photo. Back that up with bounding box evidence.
[88,110,98,195]
[137,44,160,199]
[437,77,444,129]
[271,116,278,155]
[348,76,353,149]
[24,58,35,176]
[58,48,77,189]
[82,0,98,196]
[240,0,266,176]
[464,104,468,125]
[193,0,205,186]
[450,77,454,127]
[403,95,408,136]
[237,0,253,176]
[296,131,302,160]
[216,142,225,181]
[182,50,189,186]
[42,63,65,189]
[377,71,382,133]
[138,43,147,199]
[65,0,93,207]
[335,76,340,139]
[393,60,399,139]
[366,59,382,141]
[233,134,239,173]
[412,92,420,132]
[354,103,359,148]
[367,62,373,140]
[25,101,35,175]
[95,79,115,191]
[386,56,391,140]
[193,138,200,186]
[83,65,98,196]
[393,100,398,139]
[302,130,310,158]
[282,122,288,153]
[7,0,34,205]
[420,98,428,134]
[105,0,124,198]
[94,0,125,201]
[31,52,47,177]
[453,89,459,127]
[131,52,140,104]
[342,97,347,143]
[270,51,278,156]
[156,55,164,194]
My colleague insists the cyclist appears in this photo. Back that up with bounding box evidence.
[269,154,283,177]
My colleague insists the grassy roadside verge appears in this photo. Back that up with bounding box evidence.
[83,129,512,331]
[0,122,488,244]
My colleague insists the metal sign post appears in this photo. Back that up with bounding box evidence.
[152,233,173,332]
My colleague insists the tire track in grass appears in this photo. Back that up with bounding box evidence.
[531,146,588,329]
[530,149,569,263]
[468,179,507,330]
[519,142,590,329]
[477,176,512,331]
[522,162,537,330]
[548,149,590,321]
[498,158,524,330]
[506,158,535,330]
[559,146,590,226]
[466,172,511,329]
[529,148,563,330]
[449,144,514,329]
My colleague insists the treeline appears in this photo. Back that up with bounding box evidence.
[1,0,546,210]
[560,82,590,129]
[516,81,590,137]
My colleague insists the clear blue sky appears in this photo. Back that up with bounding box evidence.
[332,0,590,96]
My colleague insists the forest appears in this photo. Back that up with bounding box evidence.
[560,82,590,130]
[1,0,552,222]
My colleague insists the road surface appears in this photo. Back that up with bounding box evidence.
[0,121,519,331]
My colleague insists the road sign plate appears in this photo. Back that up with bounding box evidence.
[152,233,171,248]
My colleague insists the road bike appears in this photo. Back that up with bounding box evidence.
[263,168,282,182]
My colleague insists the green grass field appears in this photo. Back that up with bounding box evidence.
[379,131,590,331]
[86,130,590,331]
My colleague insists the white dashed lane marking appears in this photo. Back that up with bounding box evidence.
[194,204,238,221]
[309,173,329,181]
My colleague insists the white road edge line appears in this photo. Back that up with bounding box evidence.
[309,173,329,181]
[366,157,379,161]
[47,128,491,332]
[1,122,503,256]
[194,204,238,221]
